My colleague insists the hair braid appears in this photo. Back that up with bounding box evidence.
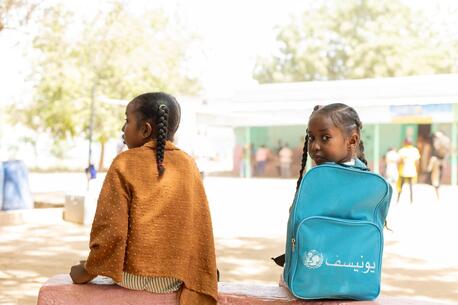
[295,134,309,192]
[354,119,368,167]
[358,140,368,166]
[295,105,321,192]
[156,104,169,176]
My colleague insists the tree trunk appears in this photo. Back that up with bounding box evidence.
[98,141,105,171]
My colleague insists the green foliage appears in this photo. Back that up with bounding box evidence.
[254,0,457,83]
[17,2,200,157]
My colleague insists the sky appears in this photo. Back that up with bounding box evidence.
[1,0,458,106]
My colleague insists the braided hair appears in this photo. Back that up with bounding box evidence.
[132,92,181,177]
[155,104,169,175]
[295,103,368,192]
[296,134,309,191]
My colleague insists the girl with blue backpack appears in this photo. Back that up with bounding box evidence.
[274,103,392,300]
[295,103,369,180]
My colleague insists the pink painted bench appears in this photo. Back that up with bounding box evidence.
[38,274,444,305]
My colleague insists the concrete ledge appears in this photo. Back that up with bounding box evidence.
[34,192,66,208]
[38,274,444,305]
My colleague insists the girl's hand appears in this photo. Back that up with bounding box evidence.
[70,261,96,284]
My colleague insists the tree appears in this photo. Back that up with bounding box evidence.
[0,0,39,32]
[254,0,457,83]
[17,2,200,169]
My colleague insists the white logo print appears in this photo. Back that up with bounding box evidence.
[303,250,324,269]
[325,255,376,274]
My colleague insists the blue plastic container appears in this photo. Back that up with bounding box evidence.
[2,160,33,211]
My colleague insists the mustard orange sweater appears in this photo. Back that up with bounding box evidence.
[85,140,217,305]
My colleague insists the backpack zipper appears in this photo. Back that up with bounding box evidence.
[292,238,296,252]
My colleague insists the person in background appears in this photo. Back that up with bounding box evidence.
[397,137,420,204]
[255,145,269,176]
[275,140,283,176]
[279,143,293,178]
[384,147,399,184]
[233,144,244,177]
[427,155,443,200]
[427,131,451,200]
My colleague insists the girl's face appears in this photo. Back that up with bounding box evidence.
[307,113,358,165]
[121,102,153,149]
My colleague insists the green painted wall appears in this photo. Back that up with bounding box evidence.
[250,127,270,148]
[398,124,418,143]
[431,123,452,135]
[361,125,374,162]
[379,124,404,158]
[235,126,306,150]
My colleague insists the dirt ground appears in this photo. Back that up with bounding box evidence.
[1,176,457,305]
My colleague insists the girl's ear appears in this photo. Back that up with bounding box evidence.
[348,132,360,151]
[142,122,153,138]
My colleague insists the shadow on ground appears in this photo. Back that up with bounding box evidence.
[0,222,90,305]
[382,240,458,304]
[215,236,284,283]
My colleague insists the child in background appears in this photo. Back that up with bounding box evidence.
[396,138,420,203]
[384,147,400,184]
[427,155,443,199]
[69,92,218,305]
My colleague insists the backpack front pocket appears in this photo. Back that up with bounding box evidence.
[289,216,383,300]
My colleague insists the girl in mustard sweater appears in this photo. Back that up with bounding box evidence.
[70,92,218,305]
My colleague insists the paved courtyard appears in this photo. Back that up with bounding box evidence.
[1,174,457,305]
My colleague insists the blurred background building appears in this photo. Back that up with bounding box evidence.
[197,74,458,184]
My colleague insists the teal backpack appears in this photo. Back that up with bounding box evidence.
[283,159,392,300]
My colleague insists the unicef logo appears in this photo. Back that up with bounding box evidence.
[304,250,324,269]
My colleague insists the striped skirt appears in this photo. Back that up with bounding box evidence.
[117,272,182,293]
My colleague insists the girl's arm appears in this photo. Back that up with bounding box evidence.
[80,160,130,283]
